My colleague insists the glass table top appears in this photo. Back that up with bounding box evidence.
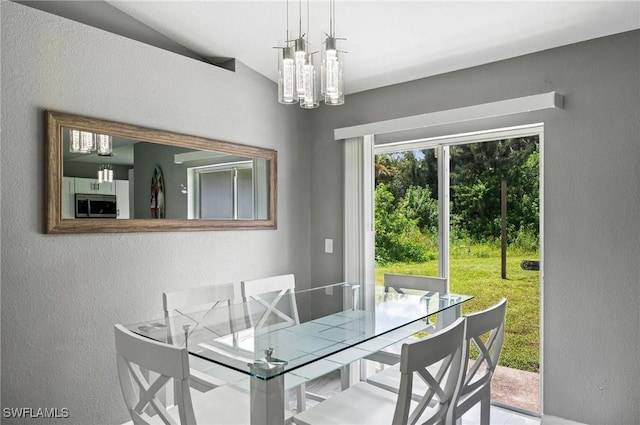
[125,282,472,380]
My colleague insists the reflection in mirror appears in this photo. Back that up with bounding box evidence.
[46,111,277,233]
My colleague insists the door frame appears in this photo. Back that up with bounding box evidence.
[349,122,545,414]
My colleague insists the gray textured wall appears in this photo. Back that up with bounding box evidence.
[132,142,192,219]
[309,31,640,424]
[2,1,639,424]
[1,2,311,424]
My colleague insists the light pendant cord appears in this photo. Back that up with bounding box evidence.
[307,0,310,43]
[330,0,335,36]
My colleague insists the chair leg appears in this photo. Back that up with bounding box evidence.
[479,395,490,425]
[340,365,350,390]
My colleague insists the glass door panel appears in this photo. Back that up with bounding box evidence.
[373,134,541,415]
[374,147,442,281]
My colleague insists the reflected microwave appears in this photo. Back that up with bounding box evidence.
[75,194,117,218]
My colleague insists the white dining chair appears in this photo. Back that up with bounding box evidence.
[453,298,506,424]
[241,274,316,413]
[241,274,354,413]
[163,283,243,391]
[384,273,450,333]
[365,299,507,425]
[241,274,299,334]
[163,283,237,316]
[114,323,294,425]
[293,316,467,425]
[365,273,451,370]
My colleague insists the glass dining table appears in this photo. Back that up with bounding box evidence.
[124,282,473,425]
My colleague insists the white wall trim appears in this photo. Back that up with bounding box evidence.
[343,136,375,310]
[437,145,450,284]
[374,123,544,154]
[334,92,562,140]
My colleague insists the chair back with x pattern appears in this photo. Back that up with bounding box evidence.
[458,298,507,407]
[392,316,467,425]
[115,324,196,425]
[384,273,449,333]
[241,274,300,334]
[163,283,239,347]
[163,283,236,318]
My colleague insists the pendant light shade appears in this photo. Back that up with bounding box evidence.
[300,53,319,109]
[278,45,298,104]
[96,134,113,156]
[321,0,344,105]
[294,37,308,99]
[321,35,344,105]
[98,164,113,183]
[69,129,95,153]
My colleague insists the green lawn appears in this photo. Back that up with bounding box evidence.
[376,246,540,372]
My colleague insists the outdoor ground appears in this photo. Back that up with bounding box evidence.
[376,244,541,411]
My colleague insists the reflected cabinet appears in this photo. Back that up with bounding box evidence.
[45,111,277,233]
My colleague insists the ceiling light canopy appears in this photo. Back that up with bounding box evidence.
[276,0,344,108]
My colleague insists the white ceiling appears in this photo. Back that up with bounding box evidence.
[106,1,639,95]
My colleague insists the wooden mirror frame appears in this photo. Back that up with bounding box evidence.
[45,111,277,233]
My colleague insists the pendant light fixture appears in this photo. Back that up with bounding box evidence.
[275,0,338,108]
[97,164,113,183]
[321,0,345,105]
[277,0,298,104]
[96,134,113,156]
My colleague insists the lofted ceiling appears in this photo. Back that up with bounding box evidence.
[16,1,640,95]
[102,1,640,95]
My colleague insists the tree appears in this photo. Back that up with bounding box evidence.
[449,137,539,243]
[374,154,396,186]
[374,137,539,252]
[403,185,438,233]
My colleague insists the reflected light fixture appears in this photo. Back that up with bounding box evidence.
[69,129,96,153]
[97,164,113,183]
[96,134,113,156]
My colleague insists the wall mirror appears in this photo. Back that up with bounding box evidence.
[45,111,276,233]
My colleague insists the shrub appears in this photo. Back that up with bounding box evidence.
[375,184,428,263]
[511,228,539,253]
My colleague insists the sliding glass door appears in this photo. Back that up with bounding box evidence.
[371,127,542,414]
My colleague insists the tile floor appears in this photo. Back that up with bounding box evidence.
[461,404,540,425]
[295,369,541,425]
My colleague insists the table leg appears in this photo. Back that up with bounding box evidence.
[250,374,285,425]
[438,304,461,330]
